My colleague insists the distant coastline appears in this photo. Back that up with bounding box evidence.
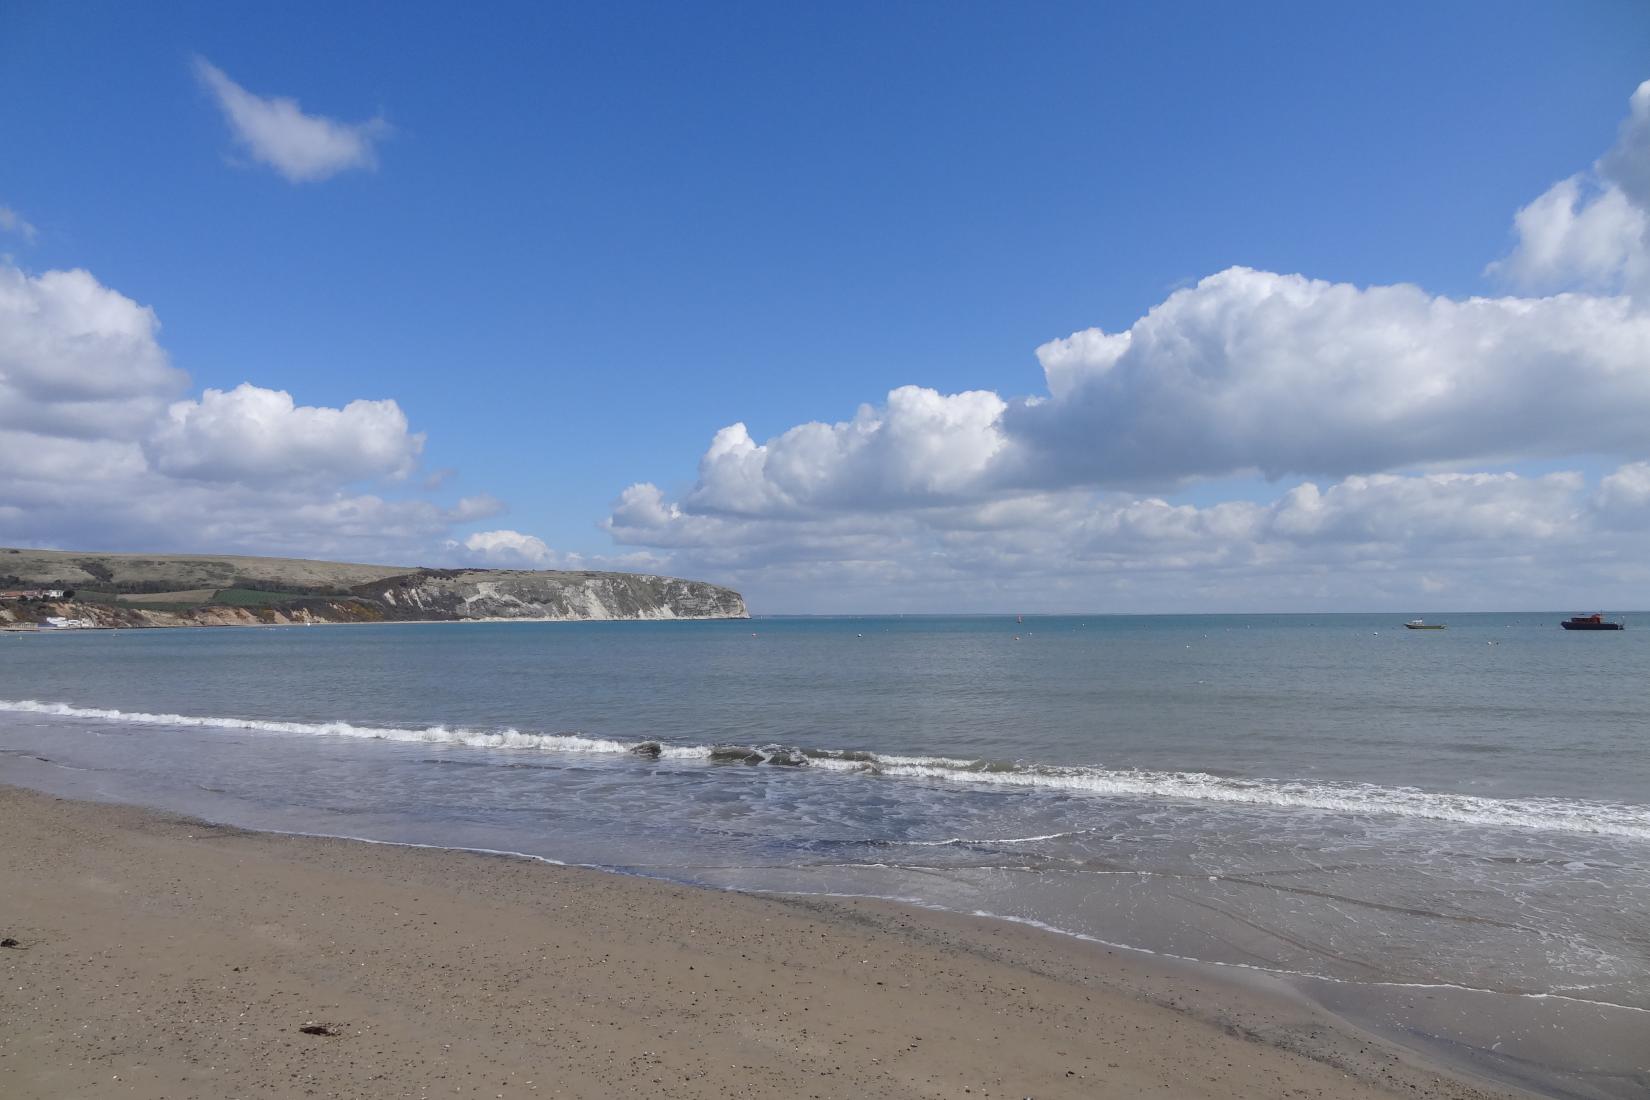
[0,547,748,629]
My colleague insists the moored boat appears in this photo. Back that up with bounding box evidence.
[1560,613,1624,631]
[1403,619,1445,630]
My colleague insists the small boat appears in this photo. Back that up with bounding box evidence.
[1560,613,1624,631]
[1404,619,1445,630]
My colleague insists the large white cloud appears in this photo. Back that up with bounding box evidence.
[0,260,489,563]
[1012,269,1650,486]
[148,383,423,485]
[613,471,1595,558]
[605,261,1650,536]
[0,265,188,438]
[194,57,389,184]
[688,386,1009,516]
[607,466,1650,611]
[605,79,1650,610]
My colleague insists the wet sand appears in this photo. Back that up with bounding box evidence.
[0,785,1527,1099]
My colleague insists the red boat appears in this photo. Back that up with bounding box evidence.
[1560,613,1624,631]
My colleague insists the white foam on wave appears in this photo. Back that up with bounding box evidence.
[899,831,1085,847]
[866,757,1650,842]
[0,699,635,756]
[5,697,1648,841]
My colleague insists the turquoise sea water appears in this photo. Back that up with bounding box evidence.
[2,613,1646,1096]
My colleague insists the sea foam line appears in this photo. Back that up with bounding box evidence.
[740,887,1650,1015]
[0,698,641,755]
[897,831,1086,846]
[4,698,1649,841]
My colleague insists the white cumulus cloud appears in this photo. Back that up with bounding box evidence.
[147,383,423,485]
[0,260,491,563]
[457,529,563,568]
[1489,79,1650,295]
[0,264,188,438]
[194,57,389,184]
[605,263,1650,524]
[688,386,1009,516]
[1012,268,1650,486]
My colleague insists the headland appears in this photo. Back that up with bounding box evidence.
[0,547,748,629]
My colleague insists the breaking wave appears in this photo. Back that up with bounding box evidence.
[0,698,641,755]
[4,698,1648,841]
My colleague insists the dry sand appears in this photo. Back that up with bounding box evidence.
[0,785,1527,1100]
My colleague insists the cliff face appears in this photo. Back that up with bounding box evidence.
[358,570,749,621]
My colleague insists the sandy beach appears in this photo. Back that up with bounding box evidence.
[0,785,1526,1100]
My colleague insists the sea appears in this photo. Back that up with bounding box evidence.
[1,613,1646,1098]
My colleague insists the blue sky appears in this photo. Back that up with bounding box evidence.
[3,2,1650,611]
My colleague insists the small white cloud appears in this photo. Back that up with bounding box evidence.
[1489,79,1650,295]
[1488,175,1647,292]
[1599,81,1650,215]
[448,494,506,522]
[0,205,37,243]
[460,529,559,567]
[193,56,389,183]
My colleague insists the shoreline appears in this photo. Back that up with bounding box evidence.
[0,784,1528,1099]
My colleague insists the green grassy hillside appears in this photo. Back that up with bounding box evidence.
[0,548,411,595]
